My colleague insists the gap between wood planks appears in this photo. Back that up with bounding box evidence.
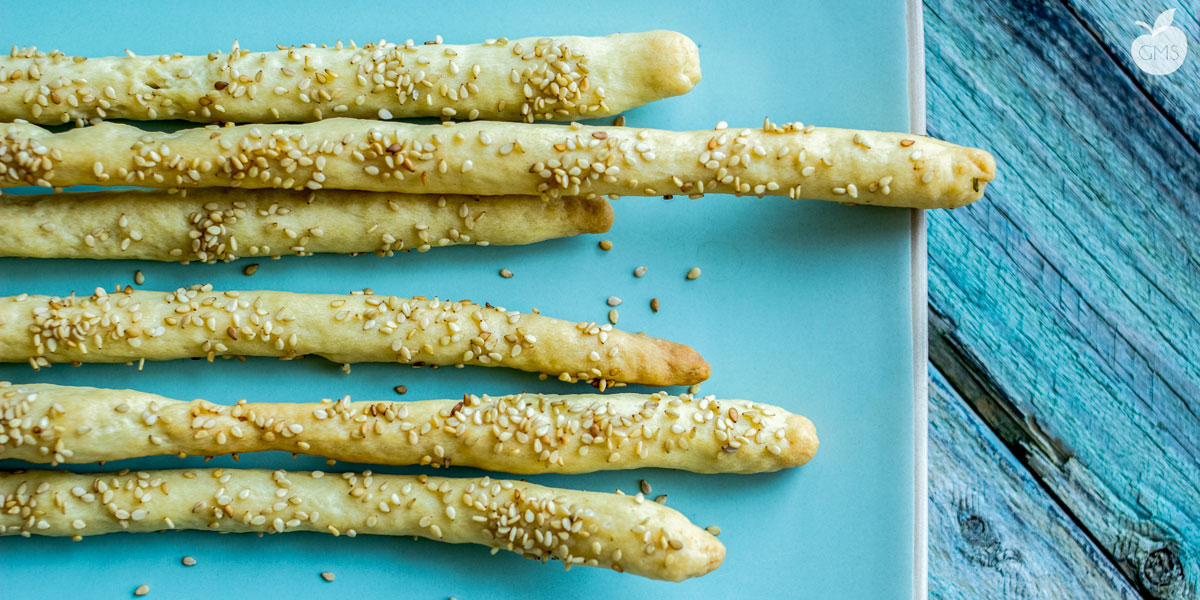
[1056,0,1200,158]
[928,308,1144,597]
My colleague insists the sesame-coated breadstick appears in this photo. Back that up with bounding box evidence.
[0,468,724,581]
[0,287,710,387]
[0,118,993,210]
[0,382,818,473]
[0,119,993,209]
[0,32,700,125]
[0,188,612,263]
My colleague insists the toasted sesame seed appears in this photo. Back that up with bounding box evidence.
[598,240,613,251]
[650,298,659,312]
[654,494,668,504]
[320,572,335,582]
[613,115,625,127]
[706,525,721,536]
[686,267,701,280]
[633,266,647,278]
[181,556,197,567]
[639,479,651,495]
[242,264,259,276]
[393,385,407,395]
[499,268,513,279]
[607,309,618,324]
[134,584,150,596]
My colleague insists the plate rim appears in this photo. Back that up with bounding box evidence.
[907,0,930,598]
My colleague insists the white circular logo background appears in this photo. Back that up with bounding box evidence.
[1131,9,1188,75]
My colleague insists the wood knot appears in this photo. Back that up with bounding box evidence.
[1142,547,1183,587]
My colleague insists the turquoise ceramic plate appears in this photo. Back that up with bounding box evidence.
[0,1,918,597]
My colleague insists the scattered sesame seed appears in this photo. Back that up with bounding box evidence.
[181,556,197,567]
[607,309,618,325]
[242,264,259,276]
[393,385,407,395]
[499,268,513,279]
[706,525,721,536]
[686,267,701,280]
[634,266,647,278]
[654,495,668,504]
[606,296,622,307]
[639,479,651,495]
[598,240,613,251]
[612,115,625,127]
[650,298,660,313]
[134,584,150,596]
[320,572,335,582]
[134,270,145,286]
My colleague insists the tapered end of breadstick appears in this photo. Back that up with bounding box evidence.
[952,147,997,208]
[572,196,615,233]
[784,413,820,467]
[656,338,711,386]
[642,31,701,97]
[660,525,725,581]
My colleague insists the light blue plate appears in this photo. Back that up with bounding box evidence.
[0,1,915,597]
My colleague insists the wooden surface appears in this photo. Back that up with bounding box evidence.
[925,0,1200,598]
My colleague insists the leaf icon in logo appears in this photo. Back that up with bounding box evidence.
[1154,8,1176,34]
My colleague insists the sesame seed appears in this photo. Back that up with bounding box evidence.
[378,108,393,120]
[499,268,513,279]
[598,240,613,251]
[607,309,618,324]
[639,479,651,495]
[181,556,197,567]
[320,572,335,582]
[134,584,150,596]
[393,385,407,395]
[634,266,647,278]
[650,298,660,312]
[686,267,701,280]
[134,270,145,285]
[242,264,258,276]
[606,296,622,306]
[654,495,668,504]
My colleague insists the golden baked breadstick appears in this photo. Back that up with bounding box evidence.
[0,32,700,124]
[0,287,709,387]
[0,468,724,581]
[0,382,817,473]
[0,188,611,262]
[0,118,994,209]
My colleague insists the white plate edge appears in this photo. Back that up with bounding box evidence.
[906,0,930,598]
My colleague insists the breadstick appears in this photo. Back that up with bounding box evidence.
[0,382,817,473]
[0,188,611,263]
[0,118,993,209]
[0,468,724,581]
[0,32,700,125]
[0,287,709,387]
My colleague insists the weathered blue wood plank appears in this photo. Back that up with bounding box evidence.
[1067,1,1200,148]
[928,364,1139,600]
[923,0,1200,597]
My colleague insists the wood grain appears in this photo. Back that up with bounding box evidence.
[928,364,1138,599]
[924,0,1200,597]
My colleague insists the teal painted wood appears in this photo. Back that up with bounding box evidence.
[923,0,1200,598]
[928,364,1139,599]
[1066,0,1200,148]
